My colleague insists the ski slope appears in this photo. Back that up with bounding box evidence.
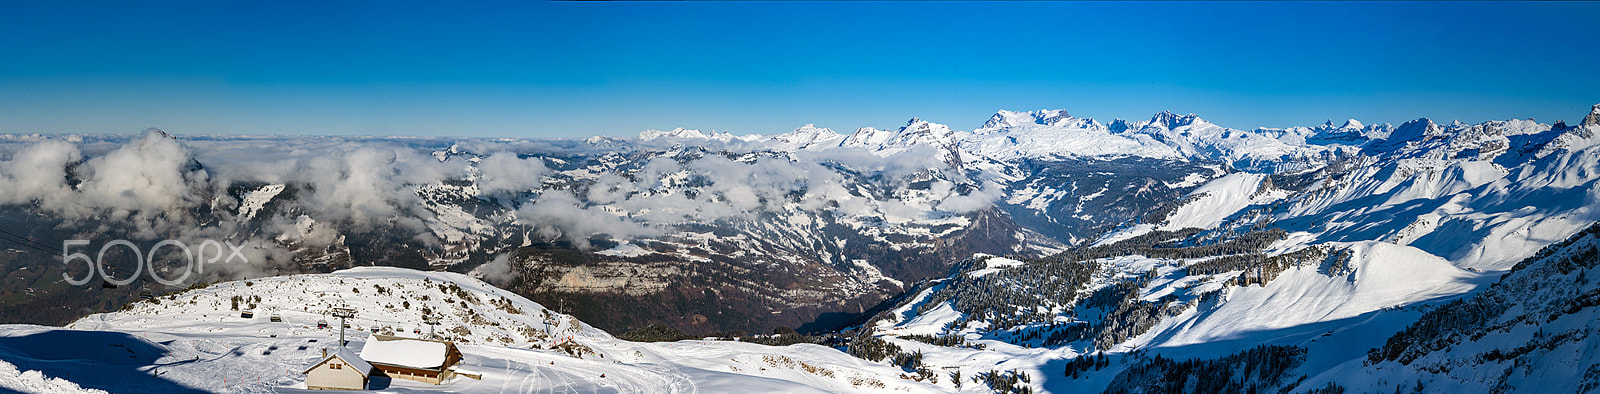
[0,267,940,393]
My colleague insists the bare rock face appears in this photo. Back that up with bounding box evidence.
[1584,103,1600,126]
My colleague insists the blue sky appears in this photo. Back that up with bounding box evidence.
[1,1,1597,138]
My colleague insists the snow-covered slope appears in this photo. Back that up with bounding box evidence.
[1325,223,1600,393]
[1,267,942,393]
[1156,172,1286,231]
[0,356,105,394]
[66,267,611,346]
[861,234,1499,392]
[1142,241,1481,355]
[857,104,1600,393]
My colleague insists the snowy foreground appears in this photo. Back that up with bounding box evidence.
[0,267,944,393]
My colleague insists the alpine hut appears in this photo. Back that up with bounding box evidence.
[303,347,373,390]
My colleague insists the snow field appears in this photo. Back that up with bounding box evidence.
[7,267,945,393]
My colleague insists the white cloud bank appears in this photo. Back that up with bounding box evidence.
[0,132,1008,254]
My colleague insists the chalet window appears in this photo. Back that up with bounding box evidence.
[331,363,341,369]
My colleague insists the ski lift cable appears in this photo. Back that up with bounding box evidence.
[222,288,558,333]
[273,305,453,328]
[0,237,53,255]
[277,303,561,332]
[0,228,56,251]
[0,231,56,255]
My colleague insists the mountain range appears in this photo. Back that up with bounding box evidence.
[2,103,1599,392]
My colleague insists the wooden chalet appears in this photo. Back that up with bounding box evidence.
[358,334,464,384]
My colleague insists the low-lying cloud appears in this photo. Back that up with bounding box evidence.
[0,131,1008,258]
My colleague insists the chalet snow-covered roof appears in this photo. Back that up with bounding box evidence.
[360,336,448,370]
[304,347,373,377]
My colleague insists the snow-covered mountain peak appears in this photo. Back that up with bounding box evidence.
[980,109,1073,130]
[891,117,957,144]
[143,127,176,140]
[1584,102,1600,126]
[838,126,895,148]
[899,117,948,132]
[829,118,969,166]
[1251,117,1379,148]
[1306,118,1369,135]
[838,118,959,153]
[1364,117,1439,149]
[1144,110,1207,131]
[585,135,627,147]
[639,127,708,141]
[770,124,844,150]
[639,128,752,143]
[1487,117,1552,137]
[1107,118,1137,134]
[981,110,1034,130]
[788,123,833,136]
